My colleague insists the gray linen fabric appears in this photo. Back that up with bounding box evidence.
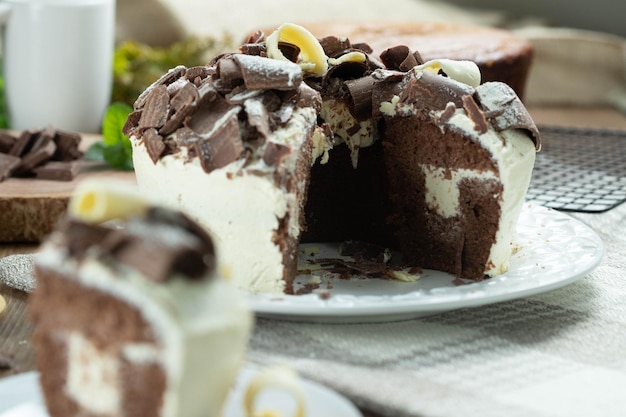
[2,205,625,417]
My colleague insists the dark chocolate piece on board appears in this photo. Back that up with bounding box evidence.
[33,161,79,181]
[0,131,16,153]
[0,153,21,181]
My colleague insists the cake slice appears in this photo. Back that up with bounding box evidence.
[28,179,252,417]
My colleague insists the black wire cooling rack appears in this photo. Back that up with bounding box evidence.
[526,126,626,213]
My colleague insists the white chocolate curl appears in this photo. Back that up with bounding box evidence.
[68,179,149,224]
[414,59,481,88]
[266,23,329,76]
[244,365,306,417]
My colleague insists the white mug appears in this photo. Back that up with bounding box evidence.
[0,0,115,133]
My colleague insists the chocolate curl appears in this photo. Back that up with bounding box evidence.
[380,45,424,71]
[399,71,474,111]
[475,82,541,150]
[233,54,303,91]
[344,75,376,121]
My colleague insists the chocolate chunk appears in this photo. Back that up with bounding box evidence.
[61,219,113,259]
[13,140,57,175]
[8,130,35,157]
[193,114,243,173]
[240,43,267,57]
[29,126,55,153]
[33,161,78,181]
[0,153,20,182]
[0,131,16,153]
[462,95,489,134]
[244,97,271,139]
[351,42,373,54]
[263,141,290,166]
[436,102,457,126]
[319,36,352,57]
[475,82,541,150]
[144,128,166,164]
[233,54,303,91]
[138,84,170,130]
[53,130,83,161]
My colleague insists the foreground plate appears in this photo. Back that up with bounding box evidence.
[249,204,604,323]
[0,366,362,417]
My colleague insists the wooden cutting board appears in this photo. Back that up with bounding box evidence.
[0,133,135,242]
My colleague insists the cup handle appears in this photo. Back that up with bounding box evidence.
[0,3,11,26]
[243,365,306,417]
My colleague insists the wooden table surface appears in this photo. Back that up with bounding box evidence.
[1,105,625,416]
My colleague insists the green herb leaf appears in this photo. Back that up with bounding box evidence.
[102,102,133,146]
[84,102,134,171]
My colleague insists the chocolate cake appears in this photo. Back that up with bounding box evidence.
[126,23,540,293]
[285,21,535,100]
[28,180,252,417]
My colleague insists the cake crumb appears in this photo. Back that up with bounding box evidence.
[314,289,332,299]
[0,352,15,370]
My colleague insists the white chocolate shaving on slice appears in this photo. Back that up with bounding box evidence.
[244,365,306,417]
[414,59,481,87]
[328,51,366,66]
[0,294,6,315]
[69,179,148,224]
[390,270,421,282]
[266,23,329,76]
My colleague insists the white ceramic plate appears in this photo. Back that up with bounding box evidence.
[0,366,362,417]
[249,204,604,323]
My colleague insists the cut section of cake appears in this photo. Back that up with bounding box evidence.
[28,179,252,417]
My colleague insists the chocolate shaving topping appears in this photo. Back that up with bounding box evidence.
[244,97,271,138]
[344,75,376,120]
[218,56,245,88]
[263,141,291,166]
[351,42,373,54]
[380,45,423,71]
[277,41,301,63]
[462,95,489,134]
[138,84,170,130]
[144,128,166,164]
[233,54,303,91]
[399,71,474,111]
[319,36,352,57]
[185,89,238,137]
[475,82,541,150]
[194,114,243,173]
[436,102,457,126]
[134,66,186,109]
[61,207,216,282]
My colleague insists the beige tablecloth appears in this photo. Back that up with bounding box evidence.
[2,202,625,417]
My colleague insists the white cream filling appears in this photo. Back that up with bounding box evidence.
[37,245,252,417]
[132,108,316,294]
[320,99,374,168]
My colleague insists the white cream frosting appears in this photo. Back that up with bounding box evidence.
[132,107,317,294]
[37,243,252,417]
